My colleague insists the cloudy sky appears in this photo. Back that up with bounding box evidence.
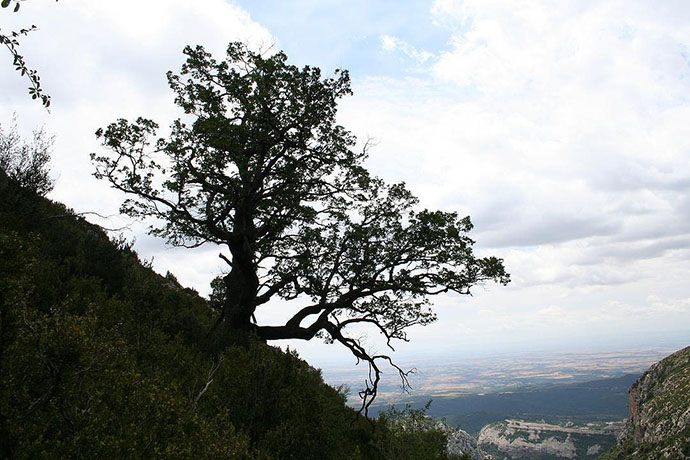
[2,0,689,368]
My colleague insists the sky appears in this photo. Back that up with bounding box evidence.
[1,0,690,370]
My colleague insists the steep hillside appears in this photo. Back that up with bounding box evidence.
[0,171,460,459]
[598,346,690,459]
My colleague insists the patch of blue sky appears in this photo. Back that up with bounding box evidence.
[233,0,452,78]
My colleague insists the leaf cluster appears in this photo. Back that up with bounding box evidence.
[1,0,58,107]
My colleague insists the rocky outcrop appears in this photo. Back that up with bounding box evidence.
[437,423,489,460]
[478,419,621,459]
[479,422,577,458]
[586,444,602,456]
[599,345,690,459]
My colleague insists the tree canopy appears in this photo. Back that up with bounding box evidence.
[92,42,509,412]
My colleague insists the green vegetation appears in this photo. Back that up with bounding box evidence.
[0,116,54,196]
[374,404,468,460]
[597,427,690,460]
[0,170,464,458]
[597,346,690,459]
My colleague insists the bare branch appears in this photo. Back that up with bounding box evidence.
[46,210,134,233]
[192,357,223,410]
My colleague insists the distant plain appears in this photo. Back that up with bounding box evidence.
[323,348,680,434]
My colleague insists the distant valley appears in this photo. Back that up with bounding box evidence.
[376,373,637,434]
[322,348,679,459]
[323,348,675,406]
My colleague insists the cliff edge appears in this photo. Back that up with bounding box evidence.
[599,345,690,459]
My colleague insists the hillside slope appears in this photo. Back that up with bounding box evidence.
[0,171,461,459]
[598,346,690,459]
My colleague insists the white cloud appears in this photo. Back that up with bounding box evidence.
[332,0,690,357]
[379,34,434,63]
[2,0,688,363]
[338,1,690,289]
[381,35,398,51]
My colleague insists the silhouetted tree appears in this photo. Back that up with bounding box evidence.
[92,42,509,412]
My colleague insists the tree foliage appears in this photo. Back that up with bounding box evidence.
[374,402,469,460]
[1,0,56,108]
[0,115,54,195]
[92,42,509,412]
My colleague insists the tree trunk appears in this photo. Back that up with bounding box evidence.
[223,267,257,332]
[221,233,260,344]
